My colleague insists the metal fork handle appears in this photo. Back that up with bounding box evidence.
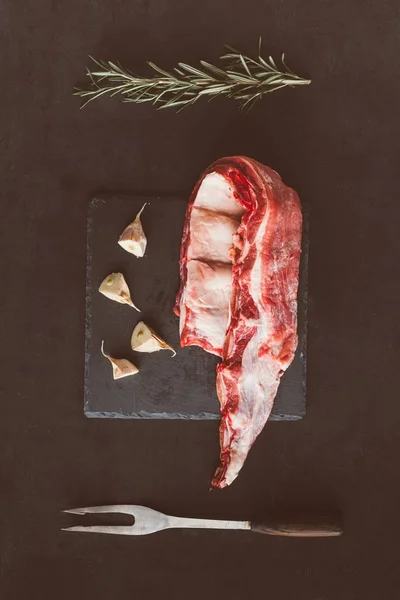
[166,516,250,531]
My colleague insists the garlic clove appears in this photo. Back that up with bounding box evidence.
[101,341,139,379]
[131,321,176,357]
[118,203,148,257]
[98,272,140,311]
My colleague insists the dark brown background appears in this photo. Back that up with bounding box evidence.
[1,1,399,599]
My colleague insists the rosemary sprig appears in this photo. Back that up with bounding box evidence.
[75,40,310,111]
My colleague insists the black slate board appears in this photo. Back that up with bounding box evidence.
[84,196,308,420]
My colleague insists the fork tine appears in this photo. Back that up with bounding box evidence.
[63,505,134,516]
[62,525,134,535]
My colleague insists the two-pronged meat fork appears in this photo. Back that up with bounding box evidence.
[62,505,342,537]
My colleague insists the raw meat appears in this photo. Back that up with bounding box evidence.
[174,156,302,488]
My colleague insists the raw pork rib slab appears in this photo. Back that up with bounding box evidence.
[175,156,303,488]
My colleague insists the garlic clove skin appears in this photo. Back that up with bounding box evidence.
[101,341,139,379]
[98,272,140,312]
[118,203,147,257]
[131,321,176,357]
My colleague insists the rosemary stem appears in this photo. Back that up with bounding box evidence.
[75,42,310,111]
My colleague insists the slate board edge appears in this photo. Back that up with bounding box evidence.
[85,410,302,421]
[84,198,104,415]
[299,203,310,421]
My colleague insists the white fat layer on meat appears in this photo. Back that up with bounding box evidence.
[223,208,281,486]
[188,207,240,263]
[181,260,233,354]
[194,172,245,217]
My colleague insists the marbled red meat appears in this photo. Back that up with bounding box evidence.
[174,156,302,488]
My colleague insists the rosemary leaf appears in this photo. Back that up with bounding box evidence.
[148,62,175,79]
[239,54,252,77]
[268,56,278,69]
[177,63,209,78]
